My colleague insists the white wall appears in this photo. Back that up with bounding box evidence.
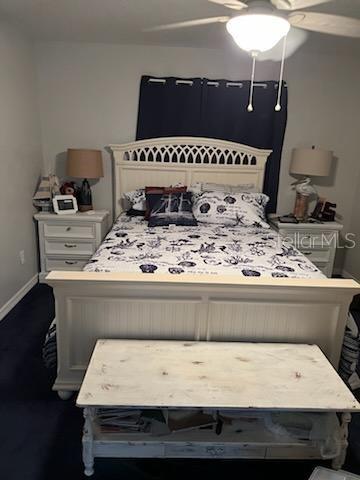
[280,50,360,233]
[0,21,43,313]
[36,41,360,261]
[36,42,279,215]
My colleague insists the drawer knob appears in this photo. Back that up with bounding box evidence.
[64,243,77,248]
[303,251,312,256]
[66,226,71,232]
[65,260,78,265]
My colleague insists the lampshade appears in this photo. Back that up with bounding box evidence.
[290,147,333,177]
[226,14,290,53]
[66,149,103,179]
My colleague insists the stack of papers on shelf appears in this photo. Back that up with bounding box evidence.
[96,408,148,433]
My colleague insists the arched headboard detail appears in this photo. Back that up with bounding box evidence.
[110,137,272,219]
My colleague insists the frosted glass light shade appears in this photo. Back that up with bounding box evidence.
[290,147,333,177]
[226,14,290,53]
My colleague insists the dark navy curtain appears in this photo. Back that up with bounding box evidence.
[136,75,288,213]
[136,77,203,138]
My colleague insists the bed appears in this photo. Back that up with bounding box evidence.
[84,215,324,279]
[45,137,359,399]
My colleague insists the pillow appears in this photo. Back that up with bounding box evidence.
[148,192,197,227]
[126,208,146,217]
[123,184,186,216]
[202,182,258,193]
[235,195,269,228]
[123,188,146,215]
[145,186,187,219]
[238,193,269,224]
[189,182,258,201]
[193,192,239,226]
[193,191,269,228]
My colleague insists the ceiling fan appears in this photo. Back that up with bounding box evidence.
[147,0,360,112]
[147,0,360,55]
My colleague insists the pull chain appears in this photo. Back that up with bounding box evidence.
[247,53,257,112]
[275,35,287,112]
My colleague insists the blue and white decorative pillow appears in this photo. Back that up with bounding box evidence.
[123,188,146,212]
[193,191,269,228]
[148,192,198,227]
[193,192,239,226]
[238,193,269,225]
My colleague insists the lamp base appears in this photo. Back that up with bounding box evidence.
[78,178,93,212]
[293,192,309,222]
[78,204,93,212]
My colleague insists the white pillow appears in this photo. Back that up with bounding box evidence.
[193,191,270,228]
[189,181,258,200]
[202,182,258,193]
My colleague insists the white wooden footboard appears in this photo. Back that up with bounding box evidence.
[46,271,359,395]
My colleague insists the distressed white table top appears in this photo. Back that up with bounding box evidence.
[77,340,360,412]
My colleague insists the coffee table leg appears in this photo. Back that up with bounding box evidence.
[83,407,94,476]
[332,412,351,470]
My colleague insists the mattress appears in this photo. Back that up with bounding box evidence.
[84,215,324,279]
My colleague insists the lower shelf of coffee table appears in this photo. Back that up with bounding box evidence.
[86,411,342,460]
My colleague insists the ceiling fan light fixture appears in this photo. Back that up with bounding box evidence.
[226,14,291,53]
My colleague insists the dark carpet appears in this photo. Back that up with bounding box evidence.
[1,283,360,480]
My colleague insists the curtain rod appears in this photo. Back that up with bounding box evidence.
[147,78,288,88]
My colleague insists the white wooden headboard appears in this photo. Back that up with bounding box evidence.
[109,137,272,219]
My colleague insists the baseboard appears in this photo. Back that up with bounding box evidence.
[0,274,39,322]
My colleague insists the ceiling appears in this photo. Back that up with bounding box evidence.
[0,0,360,52]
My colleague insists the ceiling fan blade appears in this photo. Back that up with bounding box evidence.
[145,16,230,32]
[289,12,360,38]
[208,0,248,11]
[271,0,331,10]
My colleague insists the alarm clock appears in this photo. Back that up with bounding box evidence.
[52,195,78,215]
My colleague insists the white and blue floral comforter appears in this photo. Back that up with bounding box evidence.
[84,215,324,279]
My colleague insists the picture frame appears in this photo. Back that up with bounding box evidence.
[310,197,326,221]
[52,195,78,215]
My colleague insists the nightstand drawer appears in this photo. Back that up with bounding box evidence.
[44,222,95,239]
[298,248,331,263]
[46,258,88,271]
[44,239,95,256]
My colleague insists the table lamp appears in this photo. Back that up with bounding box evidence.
[290,146,332,221]
[66,149,103,212]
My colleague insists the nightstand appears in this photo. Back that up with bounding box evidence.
[34,210,109,282]
[268,216,343,278]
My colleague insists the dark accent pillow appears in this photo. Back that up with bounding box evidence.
[126,208,146,217]
[145,186,187,219]
[148,192,198,227]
